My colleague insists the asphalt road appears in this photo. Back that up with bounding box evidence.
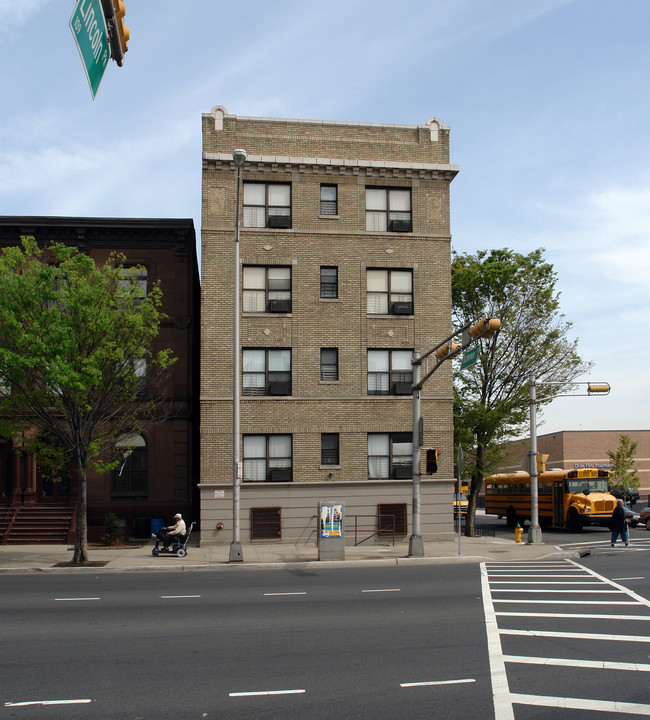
[3,545,650,720]
[1,565,494,720]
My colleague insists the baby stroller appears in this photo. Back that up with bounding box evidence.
[152,521,196,558]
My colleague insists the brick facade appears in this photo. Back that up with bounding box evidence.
[199,108,460,545]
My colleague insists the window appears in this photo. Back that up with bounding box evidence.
[243,182,291,228]
[366,187,411,232]
[243,266,291,313]
[320,184,338,215]
[366,269,413,315]
[320,266,338,299]
[368,433,412,479]
[251,507,282,539]
[367,350,412,395]
[321,433,340,465]
[378,502,408,535]
[118,266,148,305]
[243,435,292,482]
[112,434,147,495]
[320,348,338,381]
[243,349,291,396]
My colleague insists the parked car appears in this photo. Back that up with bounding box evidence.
[639,506,650,530]
[609,486,641,506]
[624,506,641,528]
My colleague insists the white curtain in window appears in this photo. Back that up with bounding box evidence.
[367,293,388,314]
[269,435,291,460]
[243,267,265,288]
[243,290,265,312]
[392,351,413,372]
[268,184,290,207]
[243,350,265,372]
[366,212,387,232]
[366,270,388,291]
[243,207,265,227]
[243,184,265,205]
[367,350,388,372]
[366,189,387,210]
[368,374,389,393]
[390,271,412,293]
[389,189,411,211]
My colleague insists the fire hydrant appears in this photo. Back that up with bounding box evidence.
[514,522,523,543]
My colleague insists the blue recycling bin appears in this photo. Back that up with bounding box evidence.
[151,517,165,536]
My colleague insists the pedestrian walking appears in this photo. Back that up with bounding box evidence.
[610,498,629,547]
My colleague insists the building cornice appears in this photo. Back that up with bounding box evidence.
[202,152,459,181]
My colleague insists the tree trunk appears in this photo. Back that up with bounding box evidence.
[72,453,89,565]
[464,442,486,537]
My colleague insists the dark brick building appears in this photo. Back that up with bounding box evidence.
[0,217,200,543]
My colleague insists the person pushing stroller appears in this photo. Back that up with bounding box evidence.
[152,513,186,552]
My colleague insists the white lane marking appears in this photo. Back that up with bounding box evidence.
[480,563,514,720]
[489,580,604,585]
[54,597,100,602]
[5,699,92,707]
[229,689,305,697]
[490,588,620,593]
[400,678,476,688]
[263,592,307,596]
[500,628,650,643]
[362,588,401,593]
[487,573,590,577]
[612,576,645,581]
[567,559,650,609]
[493,598,637,604]
[497,611,650,620]
[160,595,201,599]
[510,693,650,715]
[504,655,650,672]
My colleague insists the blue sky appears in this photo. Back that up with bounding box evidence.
[1,0,649,437]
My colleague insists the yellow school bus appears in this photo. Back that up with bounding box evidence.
[453,492,468,517]
[484,468,616,531]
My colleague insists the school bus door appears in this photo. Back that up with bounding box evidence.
[553,481,565,526]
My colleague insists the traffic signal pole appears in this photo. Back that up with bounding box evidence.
[408,315,500,557]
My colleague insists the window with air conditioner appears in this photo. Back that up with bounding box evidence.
[243,266,291,313]
[366,269,413,315]
[243,348,291,396]
[367,350,412,395]
[243,435,292,482]
[366,187,411,232]
[243,182,291,228]
[368,433,412,480]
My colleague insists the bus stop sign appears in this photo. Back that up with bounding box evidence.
[70,0,110,99]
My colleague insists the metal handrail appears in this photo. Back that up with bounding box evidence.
[349,513,396,546]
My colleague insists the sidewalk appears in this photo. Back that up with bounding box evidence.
[0,535,576,573]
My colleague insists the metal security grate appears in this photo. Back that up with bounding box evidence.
[250,507,281,539]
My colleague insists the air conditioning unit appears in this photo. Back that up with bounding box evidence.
[393,382,412,395]
[392,302,413,315]
[268,468,292,482]
[390,219,412,232]
[394,466,412,479]
[269,381,291,396]
[268,299,291,313]
[268,215,291,228]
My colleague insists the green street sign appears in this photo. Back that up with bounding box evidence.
[460,345,479,370]
[70,0,110,99]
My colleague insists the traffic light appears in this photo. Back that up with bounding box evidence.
[587,383,610,395]
[468,316,501,340]
[435,341,460,362]
[113,0,129,56]
[426,448,439,474]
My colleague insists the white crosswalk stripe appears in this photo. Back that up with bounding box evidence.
[481,558,650,719]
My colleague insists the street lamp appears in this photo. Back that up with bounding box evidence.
[229,148,247,563]
[527,375,610,544]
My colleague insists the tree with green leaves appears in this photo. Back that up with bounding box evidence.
[452,248,591,535]
[0,238,175,564]
[606,434,639,501]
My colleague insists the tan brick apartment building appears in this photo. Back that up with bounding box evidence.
[499,430,650,502]
[199,107,459,545]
